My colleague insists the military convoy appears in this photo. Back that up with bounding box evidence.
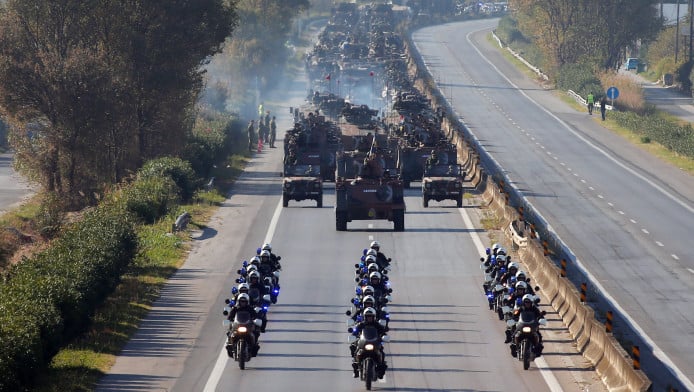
[280,2,467,228]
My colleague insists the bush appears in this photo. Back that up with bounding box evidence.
[556,63,601,97]
[612,110,694,158]
[123,176,178,224]
[0,204,136,391]
[138,157,198,202]
[677,60,694,95]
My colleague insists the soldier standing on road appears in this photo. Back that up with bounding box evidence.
[586,92,595,115]
[247,120,256,153]
[270,116,277,148]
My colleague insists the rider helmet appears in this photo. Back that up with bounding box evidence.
[366,249,378,257]
[367,263,379,273]
[522,294,534,306]
[495,254,507,263]
[362,295,376,307]
[363,307,377,322]
[262,243,272,252]
[497,247,507,256]
[363,285,375,296]
[250,256,261,266]
[365,255,377,264]
[246,264,258,273]
[492,243,501,254]
[237,293,250,306]
[248,270,260,283]
[238,283,250,293]
[260,249,271,259]
[515,270,527,282]
[370,241,380,251]
[507,262,519,272]
[369,271,381,282]
[515,281,528,292]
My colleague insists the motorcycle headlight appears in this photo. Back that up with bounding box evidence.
[522,326,532,333]
[238,326,248,333]
[365,344,374,351]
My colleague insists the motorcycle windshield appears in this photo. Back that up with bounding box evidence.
[234,311,251,325]
[518,311,537,325]
[361,325,380,342]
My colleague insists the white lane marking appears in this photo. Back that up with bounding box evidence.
[369,235,374,241]
[655,241,664,247]
[368,223,374,229]
[597,195,603,199]
[465,28,694,390]
[641,229,649,234]
[607,202,613,207]
[457,206,563,392]
[687,268,694,274]
[588,186,594,190]
[618,211,625,215]
[673,254,680,261]
[580,179,586,183]
[204,198,284,392]
[630,219,637,224]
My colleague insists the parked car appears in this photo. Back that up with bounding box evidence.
[624,58,640,70]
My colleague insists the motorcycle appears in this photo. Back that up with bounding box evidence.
[348,323,390,390]
[223,309,262,369]
[508,310,547,370]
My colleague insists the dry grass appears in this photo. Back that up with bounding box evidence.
[598,70,646,113]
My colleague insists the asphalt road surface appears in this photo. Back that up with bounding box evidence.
[0,152,33,214]
[96,22,608,392]
[412,19,694,391]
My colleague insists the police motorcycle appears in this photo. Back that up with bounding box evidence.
[507,294,547,370]
[222,296,263,369]
[254,250,282,304]
[348,310,390,390]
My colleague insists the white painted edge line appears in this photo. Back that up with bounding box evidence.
[457,207,563,392]
[462,27,694,390]
[203,198,284,392]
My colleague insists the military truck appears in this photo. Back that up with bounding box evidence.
[335,149,405,231]
[397,143,456,188]
[422,163,465,208]
[282,164,323,208]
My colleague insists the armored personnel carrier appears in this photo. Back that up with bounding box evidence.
[282,163,322,208]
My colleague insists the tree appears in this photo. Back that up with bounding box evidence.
[0,0,237,205]
[510,0,661,72]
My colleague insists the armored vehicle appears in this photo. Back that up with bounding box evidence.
[282,164,322,208]
[335,150,405,231]
[422,163,465,208]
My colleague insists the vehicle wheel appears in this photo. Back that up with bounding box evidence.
[497,307,504,321]
[393,209,405,232]
[364,358,373,390]
[457,193,463,208]
[317,196,323,208]
[488,300,494,310]
[423,196,429,208]
[523,340,531,370]
[282,194,288,207]
[238,340,246,370]
[336,211,347,231]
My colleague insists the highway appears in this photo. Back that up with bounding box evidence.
[96,21,607,392]
[0,152,33,214]
[412,19,694,390]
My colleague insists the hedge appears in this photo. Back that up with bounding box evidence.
[612,110,694,158]
[0,205,137,391]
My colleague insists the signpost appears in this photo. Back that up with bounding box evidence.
[606,86,619,107]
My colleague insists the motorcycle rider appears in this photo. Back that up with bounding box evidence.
[503,281,529,343]
[260,243,282,270]
[349,307,389,378]
[368,241,390,269]
[226,293,261,356]
[498,261,520,286]
[510,294,545,358]
[366,271,391,303]
[246,271,270,332]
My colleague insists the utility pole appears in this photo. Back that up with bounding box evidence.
[676,0,680,62]
[690,0,694,62]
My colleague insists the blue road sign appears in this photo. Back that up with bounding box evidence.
[606,86,619,100]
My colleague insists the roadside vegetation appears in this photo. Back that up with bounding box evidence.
[0,0,309,390]
[495,1,694,172]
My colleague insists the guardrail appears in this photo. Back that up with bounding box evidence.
[404,30,652,391]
